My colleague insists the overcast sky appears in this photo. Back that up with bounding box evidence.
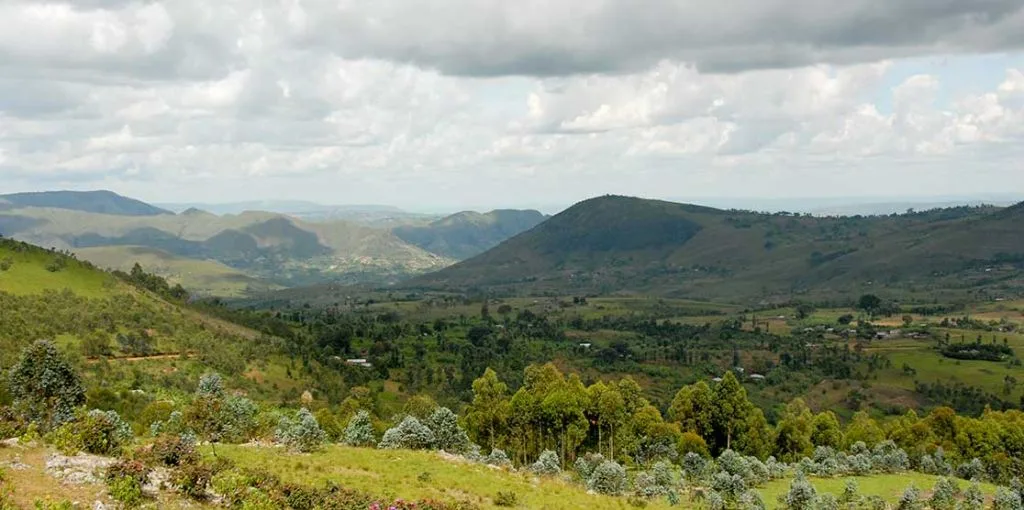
[2,0,1024,211]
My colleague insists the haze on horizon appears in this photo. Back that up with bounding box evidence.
[1,1,1024,211]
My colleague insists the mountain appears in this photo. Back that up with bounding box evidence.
[410,195,1024,302]
[0,190,172,216]
[0,202,454,294]
[392,209,548,259]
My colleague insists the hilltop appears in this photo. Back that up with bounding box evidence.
[0,190,172,216]
[410,195,1024,302]
[393,209,548,259]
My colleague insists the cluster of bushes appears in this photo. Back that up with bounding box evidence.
[778,475,1001,510]
[941,342,1015,362]
[374,407,471,453]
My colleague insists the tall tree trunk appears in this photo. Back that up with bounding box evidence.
[610,423,615,459]
[598,423,603,457]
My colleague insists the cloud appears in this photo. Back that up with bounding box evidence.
[0,1,1022,208]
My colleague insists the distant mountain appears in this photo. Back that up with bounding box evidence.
[393,209,548,259]
[410,195,1024,302]
[157,200,404,216]
[0,190,172,216]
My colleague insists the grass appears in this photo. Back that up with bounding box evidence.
[760,472,999,509]
[0,244,114,298]
[212,444,676,510]
[210,445,1003,510]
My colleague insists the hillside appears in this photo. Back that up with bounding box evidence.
[0,190,171,216]
[393,209,548,259]
[0,203,453,292]
[410,195,1024,302]
[74,245,283,298]
[0,237,313,402]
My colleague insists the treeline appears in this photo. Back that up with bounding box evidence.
[941,342,1015,361]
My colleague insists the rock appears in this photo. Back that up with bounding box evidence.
[93,501,111,510]
[45,453,117,485]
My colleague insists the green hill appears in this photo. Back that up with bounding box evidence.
[0,237,313,404]
[0,190,172,216]
[410,195,1024,302]
[393,209,547,259]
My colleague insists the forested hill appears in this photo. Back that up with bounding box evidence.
[392,209,548,259]
[409,195,1024,302]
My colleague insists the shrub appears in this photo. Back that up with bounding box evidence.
[739,490,766,510]
[681,451,708,481]
[530,450,561,476]
[863,495,888,510]
[105,460,151,487]
[783,473,817,510]
[211,469,253,507]
[573,452,605,480]
[710,471,746,501]
[425,407,470,454]
[765,456,789,479]
[275,408,327,453]
[896,484,923,510]
[994,487,1024,510]
[494,491,518,507]
[846,453,873,475]
[486,449,512,468]
[929,477,958,510]
[222,396,259,443]
[8,340,85,429]
[957,458,986,481]
[961,482,986,510]
[0,258,12,271]
[817,493,839,510]
[107,475,143,508]
[717,450,753,480]
[173,462,214,499]
[871,440,908,473]
[633,471,665,499]
[79,409,133,455]
[240,490,279,510]
[378,416,435,450]
[840,479,859,505]
[197,372,225,398]
[651,461,675,488]
[676,431,710,457]
[147,433,199,467]
[342,410,376,447]
[705,490,726,510]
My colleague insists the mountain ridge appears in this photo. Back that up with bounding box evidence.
[0,190,173,216]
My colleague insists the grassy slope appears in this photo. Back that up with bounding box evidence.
[74,245,282,297]
[211,445,999,510]
[0,243,113,298]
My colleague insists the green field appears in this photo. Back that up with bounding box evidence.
[0,243,114,298]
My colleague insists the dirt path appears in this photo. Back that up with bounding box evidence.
[84,352,190,363]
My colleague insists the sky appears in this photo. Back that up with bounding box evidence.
[1,1,1024,212]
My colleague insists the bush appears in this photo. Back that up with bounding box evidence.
[929,477,958,510]
[994,487,1024,510]
[738,490,766,510]
[107,476,143,508]
[494,491,518,507]
[840,479,859,505]
[8,340,85,429]
[146,433,199,467]
[632,471,665,499]
[106,460,151,487]
[681,451,708,481]
[871,440,908,473]
[651,461,675,488]
[710,471,746,501]
[425,407,470,453]
[342,410,376,447]
[173,462,214,499]
[275,408,327,453]
[486,449,512,468]
[961,482,986,510]
[79,409,133,455]
[573,452,605,480]
[378,416,435,450]
[896,484,923,510]
[530,450,561,476]
[817,493,839,510]
[783,473,817,510]
[957,458,986,481]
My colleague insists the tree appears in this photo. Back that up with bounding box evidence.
[857,294,883,315]
[587,381,625,458]
[464,368,511,450]
[774,399,814,462]
[810,411,843,449]
[426,407,470,453]
[8,339,85,428]
[668,381,715,447]
[713,372,753,452]
[844,411,884,449]
[342,410,376,447]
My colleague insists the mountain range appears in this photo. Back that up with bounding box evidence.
[0,190,546,295]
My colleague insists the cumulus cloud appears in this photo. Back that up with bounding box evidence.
[0,0,1022,208]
